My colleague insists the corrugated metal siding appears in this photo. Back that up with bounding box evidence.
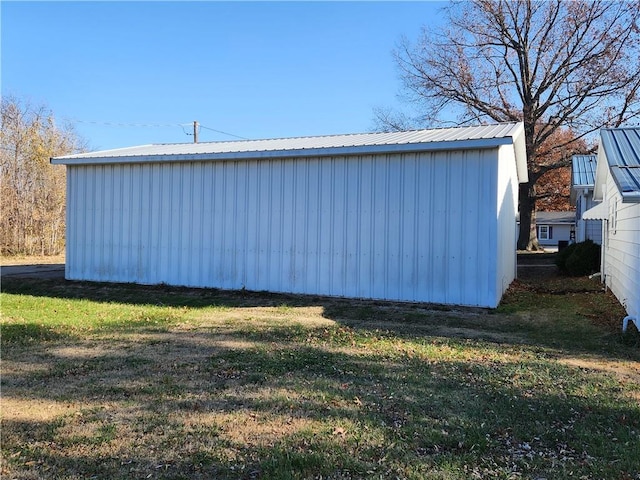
[602,173,640,318]
[66,149,504,307]
[496,145,518,302]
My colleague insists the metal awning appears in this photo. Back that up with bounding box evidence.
[582,201,607,220]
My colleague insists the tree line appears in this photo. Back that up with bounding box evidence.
[1,96,85,256]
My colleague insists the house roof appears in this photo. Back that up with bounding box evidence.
[571,154,597,187]
[52,123,529,183]
[536,211,576,225]
[594,127,640,203]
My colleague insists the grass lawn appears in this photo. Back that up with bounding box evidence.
[1,271,639,479]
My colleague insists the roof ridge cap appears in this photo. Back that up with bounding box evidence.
[150,122,523,147]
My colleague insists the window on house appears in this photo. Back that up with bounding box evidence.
[611,200,617,235]
[539,225,552,240]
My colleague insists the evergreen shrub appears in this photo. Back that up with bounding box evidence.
[555,240,601,276]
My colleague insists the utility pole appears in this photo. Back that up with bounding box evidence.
[193,121,199,143]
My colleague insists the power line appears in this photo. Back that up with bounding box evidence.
[199,124,248,140]
[74,119,248,141]
[75,120,184,128]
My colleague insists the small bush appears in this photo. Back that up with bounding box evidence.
[555,242,578,271]
[622,322,640,347]
[555,240,601,276]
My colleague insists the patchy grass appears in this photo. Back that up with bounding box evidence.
[1,274,639,480]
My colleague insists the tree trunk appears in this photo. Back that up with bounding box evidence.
[517,181,541,251]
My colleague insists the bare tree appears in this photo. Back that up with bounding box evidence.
[1,96,85,256]
[535,126,588,212]
[383,0,640,250]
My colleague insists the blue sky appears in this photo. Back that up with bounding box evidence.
[2,1,446,151]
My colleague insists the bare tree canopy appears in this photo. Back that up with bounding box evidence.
[382,0,640,250]
[1,96,86,256]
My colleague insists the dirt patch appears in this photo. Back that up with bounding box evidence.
[211,402,327,445]
[1,397,77,422]
[195,305,333,327]
[558,356,640,387]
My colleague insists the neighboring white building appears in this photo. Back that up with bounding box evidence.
[534,211,575,249]
[52,123,528,308]
[571,155,602,244]
[584,127,640,331]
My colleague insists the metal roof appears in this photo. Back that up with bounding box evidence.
[51,122,529,182]
[596,127,640,203]
[571,154,597,187]
[536,211,576,224]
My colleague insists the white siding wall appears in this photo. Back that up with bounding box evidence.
[496,145,518,304]
[66,149,506,307]
[603,174,640,318]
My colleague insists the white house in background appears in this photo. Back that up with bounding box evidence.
[534,211,575,249]
[583,127,640,331]
[51,123,528,308]
[571,154,602,244]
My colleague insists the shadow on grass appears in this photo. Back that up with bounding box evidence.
[3,266,639,479]
[0,322,71,344]
[2,274,638,357]
[2,326,639,479]
[1,276,329,309]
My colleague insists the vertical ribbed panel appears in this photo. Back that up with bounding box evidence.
[496,145,519,305]
[66,148,513,307]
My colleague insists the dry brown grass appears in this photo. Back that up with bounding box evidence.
[1,253,65,266]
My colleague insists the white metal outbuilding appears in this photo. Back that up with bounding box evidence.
[52,123,528,308]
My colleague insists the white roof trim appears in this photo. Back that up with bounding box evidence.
[52,123,528,183]
[593,140,609,201]
[510,122,528,183]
